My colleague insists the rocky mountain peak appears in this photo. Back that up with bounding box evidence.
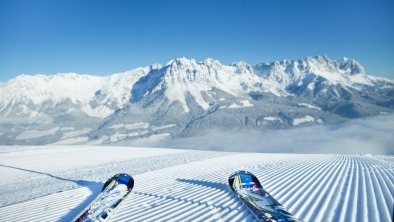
[338,57,365,75]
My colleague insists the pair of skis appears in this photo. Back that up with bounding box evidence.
[74,171,298,222]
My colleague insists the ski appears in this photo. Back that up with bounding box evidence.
[74,173,134,222]
[229,170,299,222]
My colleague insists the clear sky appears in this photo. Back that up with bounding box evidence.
[1,0,393,82]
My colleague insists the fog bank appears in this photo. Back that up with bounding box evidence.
[128,114,394,154]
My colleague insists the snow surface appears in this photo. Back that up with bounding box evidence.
[0,146,393,222]
[52,136,90,145]
[150,124,177,131]
[298,103,321,111]
[109,122,150,130]
[263,116,283,121]
[293,116,315,126]
[227,100,254,109]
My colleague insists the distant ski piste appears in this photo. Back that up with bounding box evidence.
[0,146,393,222]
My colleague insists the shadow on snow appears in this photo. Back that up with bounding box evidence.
[0,164,102,221]
[132,178,235,214]
[176,178,230,192]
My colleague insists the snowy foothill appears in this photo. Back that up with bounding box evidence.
[297,103,321,111]
[15,127,60,140]
[0,146,393,222]
[227,100,254,109]
[109,122,150,130]
[292,115,315,126]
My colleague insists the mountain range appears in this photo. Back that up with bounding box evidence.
[0,55,393,145]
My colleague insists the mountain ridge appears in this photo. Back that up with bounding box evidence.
[0,55,393,145]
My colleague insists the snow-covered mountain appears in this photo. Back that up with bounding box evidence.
[131,58,281,113]
[0,66,158,119]
[255,56,394,117]
[0,55,393,145]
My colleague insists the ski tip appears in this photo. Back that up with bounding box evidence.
[228,170,263,192]
[102,173,134,191]
[229,170,255,179]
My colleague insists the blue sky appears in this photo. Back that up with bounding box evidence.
[1,0,393,82]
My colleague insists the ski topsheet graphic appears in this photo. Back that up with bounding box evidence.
[74,173,134,222]
[229,170,299,222]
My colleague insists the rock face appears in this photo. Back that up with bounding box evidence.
[0,56,393,145]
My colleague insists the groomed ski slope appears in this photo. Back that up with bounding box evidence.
[0,146,393,222]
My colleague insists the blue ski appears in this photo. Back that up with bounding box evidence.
[229,170,299,222]
[74,173,134,222]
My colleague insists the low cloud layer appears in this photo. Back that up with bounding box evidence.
[130,114,394,155]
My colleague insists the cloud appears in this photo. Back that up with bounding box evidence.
[129,114,394,155]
